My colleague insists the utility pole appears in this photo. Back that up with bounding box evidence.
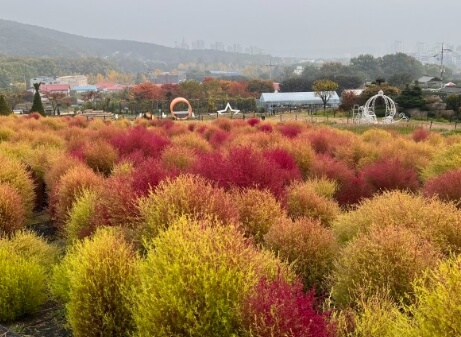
[265,59,276,81]
[438,42,452,88]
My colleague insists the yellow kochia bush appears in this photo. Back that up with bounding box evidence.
[331,225,441,308]
[0,183,26,234]
[398,254,461,337]
[51,227,139,337]
[137,174,239,241]
[0,232,53,322]
[132,217,292,337]
[421,142,461,180]
[0,154,35,218]
[333,190,461,254]
[3,230,59,272]
[264,216,338,291]
[285,179,340,226]
[232,187,286,244]
[64,188,99,243]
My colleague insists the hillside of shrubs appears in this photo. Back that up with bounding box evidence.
[2,113,461,336]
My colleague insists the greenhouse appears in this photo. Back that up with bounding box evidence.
[258,92,340,112]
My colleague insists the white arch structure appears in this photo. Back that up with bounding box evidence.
[353,90,407,124]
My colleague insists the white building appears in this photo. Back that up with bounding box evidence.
[259,92,341,112]
[57,75,88,88]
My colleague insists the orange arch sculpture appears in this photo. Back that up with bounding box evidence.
[169,97,193,120]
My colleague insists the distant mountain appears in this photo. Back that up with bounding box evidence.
[0,19,282,72]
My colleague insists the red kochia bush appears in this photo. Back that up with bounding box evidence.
[359,158,420,195]
[306,128,350,155]
[130,158,178,196]
[310,154,366,206]
[193,147,300,199]
[89,175,140,231]
[110,125,170,164]
[263,148,301,180]
[411,128,431,142]
[247,118,261,127]
[423,168,461,205]
[258,123,273,133]
[208,128,229,148]
[277,122,304,139]
[242,276,331,337]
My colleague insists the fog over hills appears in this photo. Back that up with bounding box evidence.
[0,19,287,72]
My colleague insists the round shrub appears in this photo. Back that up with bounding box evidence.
[359,158,420,195]
[160,145,197,171]
[423,168,461,205]
[44,154,85,194]
[421,143,461,180]
[242,276,331,337]
[0,155,35,218]
[193,146,299,199]
[0,183,26,234]
[5,230,59,271]
[331,225,441,308]
[309,154,366,206]
[51,165,103,228]
[284,136,316,180]
[83,140,118,176]
[65,188,99,242]
[0,246,47,322]
[265,217,337,290]
[170,132,213,153]
[403,254,461,337]
[132,217,291,337]
[137,174,239,241]
[51,227,139,337]
[110,125,170,164]
[411,128,431,142]
[285,180,340,226]
[332,190,461,254]
[349,292,403,337]
[233,188,286,244]
[130,157,176,197]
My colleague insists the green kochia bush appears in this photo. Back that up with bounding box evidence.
[0,244,47,321]
[0,155,36,219]
[401,254,461,336]
[331,225,441,308]
[265,216,337,291]
[0,183,26,234]
[233,187,286,244]
[132,217,291,337]
[333,190,461,255]
[137,174,239,241]
[348,255,461,337]
[64,188,99,242]
[51,228,139,337]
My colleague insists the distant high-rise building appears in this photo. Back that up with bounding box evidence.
[191,40,206,50]
[392,40,404,53]
[210,42,225,51]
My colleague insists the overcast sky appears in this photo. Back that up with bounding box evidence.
[1,0,460,58]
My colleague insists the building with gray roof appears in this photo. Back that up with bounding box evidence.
[258,91,340,112]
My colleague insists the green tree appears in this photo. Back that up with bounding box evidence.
[312,79,339,111]
[379,53,424,80]
[246,79,274,96]
[388,72,413,88]
[30,83,45,115]
[0,94,12,115]
[445,94,461,118]
[280,77,313,92]
[396,83,425,110]
[350,54,383,80]
[357,83,401,106]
